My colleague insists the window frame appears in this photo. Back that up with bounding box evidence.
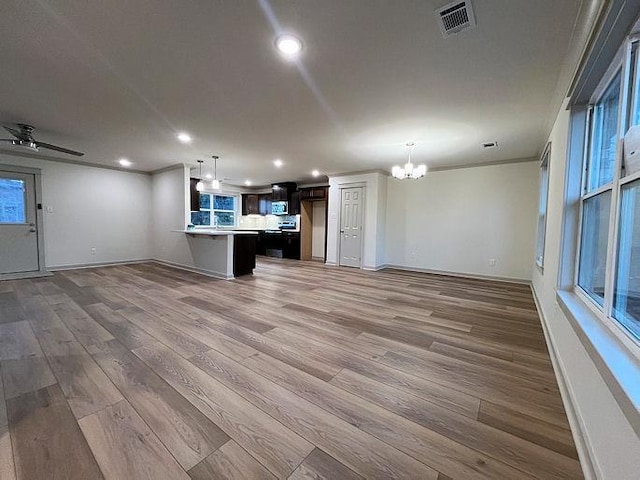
[574,36,640,354]
[536,143,551,270]
[194,192,239,228]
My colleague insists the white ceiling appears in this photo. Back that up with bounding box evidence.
[0,0,582,185]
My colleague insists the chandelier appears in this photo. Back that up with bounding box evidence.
[392,142,428,180]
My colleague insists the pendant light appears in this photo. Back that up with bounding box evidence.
[195,160,205,191]
[392,142,428,180]
[211,155,221,190]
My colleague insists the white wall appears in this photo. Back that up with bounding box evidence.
[532,105,640,479]
[312,201,326,259]
[385,162,538,281]
[0,154,152,268]
[150,165,232,278]
[326,172,387,269]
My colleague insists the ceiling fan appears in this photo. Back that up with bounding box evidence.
[0,123,84,157]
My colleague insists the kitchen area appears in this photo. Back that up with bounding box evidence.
[237,182,328,262]
[183,168,328,278]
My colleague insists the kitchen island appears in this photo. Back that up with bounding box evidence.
[174,230,257,279]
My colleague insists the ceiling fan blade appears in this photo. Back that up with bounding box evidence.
[3,126,22,138]
[35,141,84,157]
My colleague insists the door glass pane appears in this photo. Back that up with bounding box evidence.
[578,191,612,306]
[0,178,26,223]
[588,70,622,191]
[613,179,640,341]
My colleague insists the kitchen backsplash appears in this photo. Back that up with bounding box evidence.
[238,214,280,230]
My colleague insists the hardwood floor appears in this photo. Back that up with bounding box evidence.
[0,258,583,479]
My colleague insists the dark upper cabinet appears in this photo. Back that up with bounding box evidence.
[299,186,327,201]
[289,191,300,215]
[242,193,272,215]
[189,178,200,211]
[271,182,297,202]
[242,194,260,215]
[259,193,272,215]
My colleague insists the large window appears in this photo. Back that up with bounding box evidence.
[190,193,237,227]
[577,40,640,344]
[536,144,551,269]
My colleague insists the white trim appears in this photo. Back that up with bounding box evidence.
[380,263,531,284]
[336,184,365,269]
[151,259,234,280]
[530,287,600,480]
[49,259,152,271]
[557,290,640,437]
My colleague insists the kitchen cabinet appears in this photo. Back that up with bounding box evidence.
[299,186,327,200]
[189,178,200,211]
[258,193,272,215]
[233,234,257,276]
[242,194,260,215]
[242,193,272,215]
[271,182,297,202]
[289,191,300,215]
[259,231,300,260]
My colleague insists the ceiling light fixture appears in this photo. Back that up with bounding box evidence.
[211,155,221,190]
[273,158,283,168]
[244,180,252,186]
[119,158,131,167]
[392,143,427,180]
[311,169,320,177]
[177,132,192,144]
[275,34,303,58]
[196,160,205,191]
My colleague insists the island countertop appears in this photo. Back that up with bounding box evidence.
[174,229,259,236]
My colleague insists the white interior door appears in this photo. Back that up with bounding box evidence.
[0,171,40,274]
[339,187,363,267]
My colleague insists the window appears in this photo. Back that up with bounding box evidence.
[190,193,237,227]
[536,144,551,268]
[0,178,26,223]
[576,39,640,345]
[613,179,640,340]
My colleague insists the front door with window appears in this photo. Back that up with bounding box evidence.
[0,170,40,274]
[339,187,363,267]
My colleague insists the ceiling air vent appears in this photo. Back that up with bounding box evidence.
[436,1,476,38]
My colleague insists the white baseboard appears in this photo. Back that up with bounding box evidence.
[48,259,152,271]
[530,286,598,480]
[151,259,233,280]
[380,263,531,284]
[362,264,386,271]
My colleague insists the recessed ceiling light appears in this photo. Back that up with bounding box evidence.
[311,169,320,177]
[205,173,212,179]
[244,180,252,186]
[275,34,303,58]
[273,159,283,168]
[177,132,192,144]
[119,158,132,167]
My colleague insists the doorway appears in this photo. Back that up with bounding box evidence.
[339,186,363,267]
[0,165,47,278]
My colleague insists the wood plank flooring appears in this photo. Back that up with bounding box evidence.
[0,258,583,479]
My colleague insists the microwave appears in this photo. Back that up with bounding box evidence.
[271,201,288,215]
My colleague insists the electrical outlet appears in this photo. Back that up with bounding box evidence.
[91,247,97,256]
[410,251,417,261]
[489,258,496,267]
[46,205,53,213]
